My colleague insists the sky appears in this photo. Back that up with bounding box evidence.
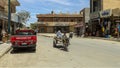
[16,0,90,26]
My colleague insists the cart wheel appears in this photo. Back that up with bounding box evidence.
[64,44,68,51]
[53,41,56,47]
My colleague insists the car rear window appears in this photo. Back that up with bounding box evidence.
[17,32,34,35]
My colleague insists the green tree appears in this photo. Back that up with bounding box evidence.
[30,23,37,30]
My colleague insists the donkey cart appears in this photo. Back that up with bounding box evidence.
[53,36,69,51]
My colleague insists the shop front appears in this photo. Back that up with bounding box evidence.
[74,23,84,36]
[0,19,2,41]
[100,9,112,37]
[90,11,100,36]
[112,8,120,37]
[0,12,8,41]
[100,8,120,37]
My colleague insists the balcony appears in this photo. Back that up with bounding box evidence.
[0,11,8,20]
[36,22,77,26]
[11,0,20,6]
[5,0,20,6]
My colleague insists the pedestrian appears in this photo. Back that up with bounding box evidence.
[77,30,80,37]
[117,23,120,38]
[102,26,105,36]
[114,27,118,37]
[56,30,62,38]
[1,30,7,43]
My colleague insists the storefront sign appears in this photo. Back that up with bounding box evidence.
[90,11,100,19]
[100,9,112,18]
[112,8,120,16]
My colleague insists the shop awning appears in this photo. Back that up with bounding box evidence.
[74,23,83,27]
[115,20,120,23]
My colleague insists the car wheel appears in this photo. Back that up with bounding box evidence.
[32,47,36,52]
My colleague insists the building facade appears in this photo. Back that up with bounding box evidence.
[81,8,90,24]
[90,0,120,37]
[80,8,90,36]
[0,0,20,40]
[36,12,83,33]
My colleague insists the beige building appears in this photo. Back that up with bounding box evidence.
[36,12,83,33]
[90,0,120,13]
[103,0,120,10]
[90,0,120,37]
[0,0,20,40]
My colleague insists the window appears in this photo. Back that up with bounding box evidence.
[64,19,66,22]
[41,28,45,32]
[78,20,81,22]
[41,19,44,22]
[71,20,74,22]
[93,1,98,12]
[17,32,34,35]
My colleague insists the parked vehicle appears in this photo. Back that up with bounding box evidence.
[10,29,37,51]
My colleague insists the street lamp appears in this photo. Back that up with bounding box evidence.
[8,0,11,34]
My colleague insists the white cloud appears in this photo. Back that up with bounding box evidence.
[43,0,71,6]
[21,0,36,3]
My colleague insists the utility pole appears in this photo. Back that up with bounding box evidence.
[8,0,11,34]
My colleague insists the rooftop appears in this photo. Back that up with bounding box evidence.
[37,14,83,18]
[35,22,77,26]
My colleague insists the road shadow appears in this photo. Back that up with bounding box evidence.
[10,48,36,54]
[54,45,68,52]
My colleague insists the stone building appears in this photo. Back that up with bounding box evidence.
[80,8,90,36]
[36,12,83,33]
[0,0,20,40]
[90,0,120,37]
[81,8,90,24]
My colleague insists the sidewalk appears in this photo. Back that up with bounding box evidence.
[85,36,120,42]
[38,33,55,38]
[38,33,120,42]
[0,42,11,58]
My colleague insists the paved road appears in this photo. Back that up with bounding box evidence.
[0,36,120,68]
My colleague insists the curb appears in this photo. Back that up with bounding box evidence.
[39,35,54,38]
[84,37,120,42]
[40,35,120,42]
[0,43,11,58]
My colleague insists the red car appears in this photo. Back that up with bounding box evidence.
[10,30,37,51]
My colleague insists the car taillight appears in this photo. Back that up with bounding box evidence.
[32,36,37,44]
[32,36,36,40]
[11,37,16,43]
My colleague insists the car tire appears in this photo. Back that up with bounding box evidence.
[13,48,17,51]
[32,47,36,52]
